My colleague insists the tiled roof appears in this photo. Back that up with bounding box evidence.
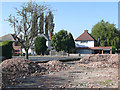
[75,30,96,41]
[38,34,50,41]
[76,46,112,50]
[0,34,16,42]
[13,46,21,50]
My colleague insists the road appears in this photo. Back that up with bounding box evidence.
[12,56,81,62]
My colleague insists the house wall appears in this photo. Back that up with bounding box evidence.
[76,49,92,54]
[46,41,51,50]
[75,40,94,47]
[22,41,51,55]
[22,48,35,55]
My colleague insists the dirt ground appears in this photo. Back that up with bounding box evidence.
[6,54,118,88]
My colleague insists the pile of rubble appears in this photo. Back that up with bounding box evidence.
[1,58,47,87]
[1,59,70,87]
[38,60,71,74]
[78,54,118,68]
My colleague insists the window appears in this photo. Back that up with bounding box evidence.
[81,41,88,43]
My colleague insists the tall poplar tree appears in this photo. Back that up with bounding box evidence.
[48,11,55,35]
[39,12,44,34]
[45,15,48,36]
[7,2,50,59]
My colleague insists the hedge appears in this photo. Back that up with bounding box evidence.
[0,41,13,60]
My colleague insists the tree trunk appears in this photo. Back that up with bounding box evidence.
[25,49,28,59]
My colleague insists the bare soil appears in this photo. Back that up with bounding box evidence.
[5,54,118,88]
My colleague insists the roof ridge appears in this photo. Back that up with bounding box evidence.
[87,32,97,41]
[0,33,12,38]
[75,30,96,41]
[75,32,85,41]
[10,34,16,41]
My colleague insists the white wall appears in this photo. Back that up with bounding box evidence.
[46,41,51,50]
[22,48,36,54]
[22,40,52,55]
[75,40,94,47]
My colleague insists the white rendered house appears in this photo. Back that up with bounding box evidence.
[75,30,112,54]
[75,30,97,54]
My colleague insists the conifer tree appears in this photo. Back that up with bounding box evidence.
[45,15,48,36]
[39,12,44,34]
[48,11,55,35]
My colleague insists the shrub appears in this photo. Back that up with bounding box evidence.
[112,46,116,54]
[45,48,50,55]
[34,37,47,55]
[0,41,13,60]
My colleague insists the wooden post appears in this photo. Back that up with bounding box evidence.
[102,49,103,54]
[67,53,69,57]
[110,49,112,54]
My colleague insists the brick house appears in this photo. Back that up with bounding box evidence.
[0,33,52,55]
[0,34,21,55]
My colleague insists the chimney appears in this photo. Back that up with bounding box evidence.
[49,32,51,40]
[84,30,88,33]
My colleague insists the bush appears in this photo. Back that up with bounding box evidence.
[12,53,20,56]
[45,48,50,55]
[112,46,116,54]
[0,41,13,60]
[34,37,47,55]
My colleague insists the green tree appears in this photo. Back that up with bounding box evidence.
[45,15,48,36]
[68,33,76,53]
[39,12,44,34]
[91,20,120,51]
[7,2,50,59]
[48,11,55,36]
[51,30,75,53]
[34,37,47,55]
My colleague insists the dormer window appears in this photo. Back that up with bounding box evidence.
[81,41,88,43]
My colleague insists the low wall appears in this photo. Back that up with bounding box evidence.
[50,51,67,56]
[69,54,80,57]
[50,51,91,57]
[69,54,90,57]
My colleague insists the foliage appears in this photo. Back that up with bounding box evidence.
[48,11,55,36]
[51,30,75,53]
[45,11,55,36]
[7,1,51,59]
[112,46,116,54]
[0,41,13,59]
[45,15,49,36]
[45,48,50,55]
[91,20,120,50]
[68,33,76,53]
[39,12,44,34]
[34,37,47,55]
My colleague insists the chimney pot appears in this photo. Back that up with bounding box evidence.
[84,30,88,33]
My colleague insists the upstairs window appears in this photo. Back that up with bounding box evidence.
[81,41,88,43]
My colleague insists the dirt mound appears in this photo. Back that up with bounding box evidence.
[1,59,70,87]
[38,60,71,74]
[47,60,62,65]
[1,58,46,87]
[78,54,118,68]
